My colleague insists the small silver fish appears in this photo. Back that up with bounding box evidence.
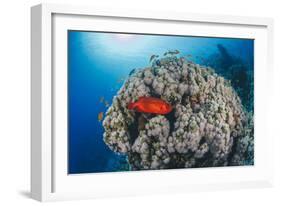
[164,50,180,56]
[149,54,159,63]
[99,96,105,103]
[104,101,110,107]
[129,68,136,76]
[174,49,180,54]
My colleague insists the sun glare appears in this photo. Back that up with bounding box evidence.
[113,34,136,42]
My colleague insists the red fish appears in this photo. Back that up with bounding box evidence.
[128,97,172,114]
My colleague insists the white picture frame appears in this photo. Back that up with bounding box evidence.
[31,3,274,202]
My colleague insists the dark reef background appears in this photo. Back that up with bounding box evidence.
[205,44,254,112]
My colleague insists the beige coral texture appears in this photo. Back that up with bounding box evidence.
[103,56,254,170]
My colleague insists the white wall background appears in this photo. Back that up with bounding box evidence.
[0,0,280,205]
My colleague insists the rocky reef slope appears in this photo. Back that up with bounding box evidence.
[103,56,254,170]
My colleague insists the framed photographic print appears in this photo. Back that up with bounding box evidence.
[31,3,274,201]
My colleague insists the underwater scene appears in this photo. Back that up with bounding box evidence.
[68,31,254,174]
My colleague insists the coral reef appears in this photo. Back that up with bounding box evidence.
[103,55,254,170]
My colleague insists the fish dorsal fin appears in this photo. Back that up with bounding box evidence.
[138,96,147,101]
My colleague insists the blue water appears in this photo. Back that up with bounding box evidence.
[68,31,254,174]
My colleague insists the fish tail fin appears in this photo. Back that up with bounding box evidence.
[128,102,135,110]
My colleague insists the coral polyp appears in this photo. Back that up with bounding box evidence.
[102,56,253,170]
